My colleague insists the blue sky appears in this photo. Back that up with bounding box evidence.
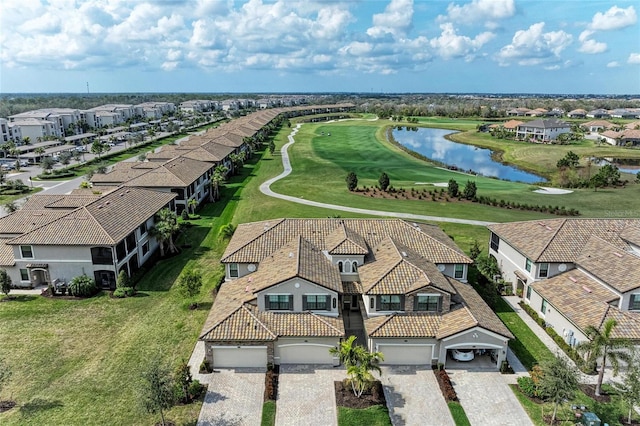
[1,0,639,94]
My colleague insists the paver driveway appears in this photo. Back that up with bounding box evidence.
[448,370,533,426]
[381,366,455,426]
[275,364,345,426]
[197,368,265,426]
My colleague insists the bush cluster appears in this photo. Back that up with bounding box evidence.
[113,287,135,298]
[517,376,538,398]
[68,275,98,297]
[475,196,580,216]
[264,364,279,401]
[434,368,458,402]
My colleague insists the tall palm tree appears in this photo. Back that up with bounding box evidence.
[330,335,384,398]
[149,208,180,256]
[187,198,197,215]
[576,318,631,396]
[209,165,228,202]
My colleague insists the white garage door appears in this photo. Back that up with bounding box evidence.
[212,346,267,368]
[378,344,433,365]
[278,344,335,364]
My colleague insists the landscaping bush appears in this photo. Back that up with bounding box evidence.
[434,368,458,402]
[68,275,98,297]
[188,379,204,400]
[113,288,126,298]
[199,359,212,374]
[517,376,538,398]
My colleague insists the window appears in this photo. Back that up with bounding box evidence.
[20,245,33,258]
[454,264,464,279]
[20,269,29,281]
[266,294,292,310]
[415,295,440,312]
[229,263,239,278]
[91,247,113,265]
[539,263,549,278]
[490,233,500,251]
[379,295,402,311]
[303,295,328,310]
[526,285,532,300]
[629,294,640,311]
[352,261,358,272]
[142,242,149,256]
[370,297,374,309]
[139,221,148,235]
[541,299,549,315]
[525,258,532,272]
[338,261,343,272]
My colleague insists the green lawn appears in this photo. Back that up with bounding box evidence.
[260,400,276,426]
[337,405,392,426]
[267,118,640,219]
[0,158,251,425]
[448,401,471,426]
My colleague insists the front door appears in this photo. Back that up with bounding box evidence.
[350,295,359,311]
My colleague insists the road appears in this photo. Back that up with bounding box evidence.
[259,124,496,226]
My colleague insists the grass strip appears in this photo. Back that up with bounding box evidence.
[260,400,276,426]
[337,405,392,426]
[448,401,471,426]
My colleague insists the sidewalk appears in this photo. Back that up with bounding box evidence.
[503,296,619,385]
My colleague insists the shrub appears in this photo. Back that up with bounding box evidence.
[435,369,458,402]
[113,288,126,298]
[188,380,204,400]
[199,359,212,374]
[181,209,190,220]
[68,274,98,297]
[517,376,538,398]
[116,270,131,289]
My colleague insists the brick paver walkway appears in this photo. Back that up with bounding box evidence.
[275,364,345,426]
[381,366,455,426]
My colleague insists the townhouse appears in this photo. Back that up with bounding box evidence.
[200,218,512,369]
[488,219,640,345]
[0,188,176,289]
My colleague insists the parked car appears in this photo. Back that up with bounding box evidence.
[75,146,87,152]
[451,348,475,362]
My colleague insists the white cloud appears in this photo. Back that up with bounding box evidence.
[578,31,607,54]
[441,0,515,26]
[429,23,494,60]
[367,0,413,39]
[496,22,573,66]
[607,61,620,68]
[589,5,637,31]
[629,53,640,64]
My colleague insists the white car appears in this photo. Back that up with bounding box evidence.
[451,348,475,362]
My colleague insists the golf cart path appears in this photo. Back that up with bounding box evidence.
[259,124,496,226]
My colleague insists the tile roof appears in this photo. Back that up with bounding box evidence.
[261,310,344,337]
[502,120,523,129]
[8,188,175,246]
[222,219,471,265]
[488,219,640,262]
[532,272,640,340]
[365,313,442,338]
[123,157,211,188]
[621,225,640,247]
[90,162,156,185]
[0,210,70,236]
[576,236,640,293]
[359,237,455,295]
[518,119,570,129]
[0,240,15,266]
[325,223,368,255]
[20,194,101,210]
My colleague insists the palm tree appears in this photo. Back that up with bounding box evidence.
[576,318,631,396]
[330,335,384,398]
[9,147,21,171]
[209,165,228,202]
[330,336,362,367]
[149,208,180,257]
[187,198,197,215]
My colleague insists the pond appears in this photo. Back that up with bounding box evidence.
[392,127,546,183]
[589,157,640,175]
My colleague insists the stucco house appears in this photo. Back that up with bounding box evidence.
[516,119,571,142]
[487,219,640,346]
[0,187,176,289]
[200,219,512,369]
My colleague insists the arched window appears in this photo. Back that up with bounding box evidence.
[338,261,343,272]
[352,261,358,272]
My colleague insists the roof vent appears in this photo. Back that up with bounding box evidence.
[582,286,592,293]
[401,251,407,257]
[614,252,623,258]
[289,252,294,258]
[97,205,103,209]
[568,276,577,283]
[105,201,110,205]
[245,286,250,292]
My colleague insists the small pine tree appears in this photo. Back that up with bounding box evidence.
[0,269,11,297]
[178,269,203,307]
[378,172,390,192]
[116,270,131,289]
[345,172,358,192]
[447,179,459,197]
[462,180,477,200]
[469,240,481,260]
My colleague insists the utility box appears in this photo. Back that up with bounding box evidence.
[579,412,601,426]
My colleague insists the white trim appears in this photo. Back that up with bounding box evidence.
[277,343,335,349]
[441,326,510,343]
[212,345,268,349]
[444,342,503,350]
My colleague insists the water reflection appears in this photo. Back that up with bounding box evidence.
[393,127,545,183]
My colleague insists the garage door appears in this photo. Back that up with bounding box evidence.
[378,344,433,365]
[212,346,267,368]
[278,344,335,364]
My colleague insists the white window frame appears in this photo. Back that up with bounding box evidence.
[20,245,34,259]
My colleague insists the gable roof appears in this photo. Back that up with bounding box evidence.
[488,219,640,262]
[359,237,455,295]
[123,157,211,188]
[8,187,175,246]
[518,119,570,129]
[222,218,472,265]
[576,236,640,293]
[20,194,101,211]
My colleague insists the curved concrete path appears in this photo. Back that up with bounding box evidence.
[260,124,496,226]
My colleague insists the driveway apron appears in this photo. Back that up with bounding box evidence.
[197,368,265,426]
[275,364,345,426]
[449,370,533,426]
[381,366,455,426]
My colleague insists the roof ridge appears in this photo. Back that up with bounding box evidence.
[534,218,567,262]
[369,313,395,336]
[244,305,277,339]
[198,304,245,339]
[80,206,118,245]
[221,218,286,262]
[308,311,344,335]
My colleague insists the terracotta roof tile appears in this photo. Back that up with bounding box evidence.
[365,313,442,338]
[0,240,15,266]
[577,236,640,293]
